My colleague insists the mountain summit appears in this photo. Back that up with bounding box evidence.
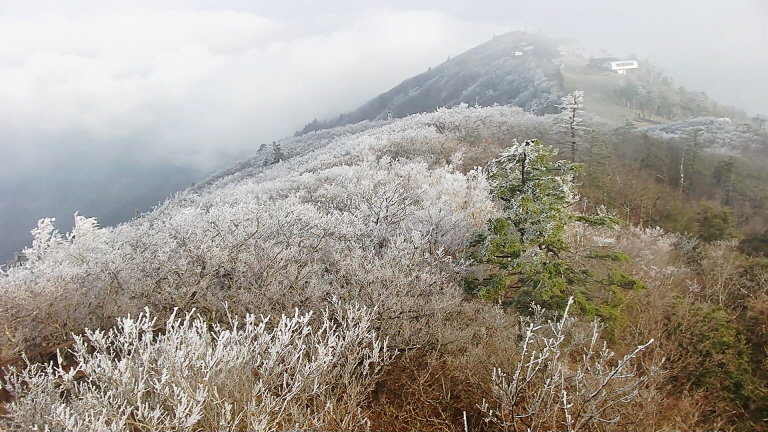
[298,31,563,135]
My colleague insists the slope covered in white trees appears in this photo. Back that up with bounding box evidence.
[0,105,564,356]
[642,116,763,155]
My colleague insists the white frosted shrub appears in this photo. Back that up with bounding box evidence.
[693,240,742,307]
[481,298,659,432]
[323,232,462,345]
[614,226,680,269]
[0,215,117,358]
[1,301,392,432]
[611,226,689,294]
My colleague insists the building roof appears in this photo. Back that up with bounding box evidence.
[604,60,639,70]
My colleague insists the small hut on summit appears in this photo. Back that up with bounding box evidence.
[603,59,639,74]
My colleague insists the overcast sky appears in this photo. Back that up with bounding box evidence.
[1,0,766,259]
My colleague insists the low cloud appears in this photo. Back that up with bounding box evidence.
[0,8,504,171]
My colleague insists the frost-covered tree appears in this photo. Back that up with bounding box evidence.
[469,140,581,305]
[558,90,585,162]
[263,141,285,166]
[485,139,579,256]
[468,139,622,314]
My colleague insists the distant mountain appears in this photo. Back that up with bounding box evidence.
[297,32,564,135]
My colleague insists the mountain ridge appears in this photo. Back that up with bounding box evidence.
[297,31,563,135]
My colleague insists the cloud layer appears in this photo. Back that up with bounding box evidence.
[0,8,504,171]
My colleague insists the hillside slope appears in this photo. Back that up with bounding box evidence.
[1,104,560,358]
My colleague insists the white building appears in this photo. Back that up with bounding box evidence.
[603,60,639,74]
[603,60,640,75]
